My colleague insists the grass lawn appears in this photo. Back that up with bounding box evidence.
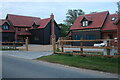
[37,54,119,73]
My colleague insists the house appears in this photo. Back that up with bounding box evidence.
[29,13,60,44]
[114,15,120,53]
[69,11,118,46]
[0,13,60,45]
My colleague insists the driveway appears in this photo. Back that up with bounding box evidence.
[17,44,53,51]
[2,51,52,59]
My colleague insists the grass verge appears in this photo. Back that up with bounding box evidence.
[37,54,119,73]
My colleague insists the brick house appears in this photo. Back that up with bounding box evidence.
[0,13,60,44]
[114,15,120,53]
[69,11,118,46]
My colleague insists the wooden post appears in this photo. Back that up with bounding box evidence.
[61,41,64,52]
[80,38,83,54]
[13,41,16,49]
[52,38,56,54]
[107,40,110,55]
[25,37,28,51]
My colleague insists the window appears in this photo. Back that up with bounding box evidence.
[82,21,88,27]
[75,35,82,40]
[34,36,39,41]
[111,17,116,21]
[2,25,9,30]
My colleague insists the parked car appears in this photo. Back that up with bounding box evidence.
[94,43,106,47]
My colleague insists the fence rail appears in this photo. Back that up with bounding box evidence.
[0,37,29,51]
[53,39,119,57]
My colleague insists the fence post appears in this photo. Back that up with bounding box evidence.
[13,41,16,49]
[25,37,28,51]
[52,38,56,54]
[80,38,83,54]
[107,40,110,55]
[61,41,64,53]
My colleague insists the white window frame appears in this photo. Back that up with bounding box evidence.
[82,21,88,27]
[2,25,9,30]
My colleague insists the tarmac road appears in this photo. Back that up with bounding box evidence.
[2,54,118,78]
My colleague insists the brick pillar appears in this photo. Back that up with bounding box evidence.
[50,13,56,44]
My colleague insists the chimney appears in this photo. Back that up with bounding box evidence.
[50,13,54,20]
[50,13,56,44]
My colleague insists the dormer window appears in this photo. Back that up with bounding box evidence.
[2,25,9,30]
[82,21,88,27]
[111,17,116,21]
[32,23,39,29]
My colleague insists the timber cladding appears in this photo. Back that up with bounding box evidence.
[29,20,60,45]
[72,30,101,46]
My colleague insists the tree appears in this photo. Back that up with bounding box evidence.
[117,1,120,13]
[58,23,69,37]
[64,9,85,28]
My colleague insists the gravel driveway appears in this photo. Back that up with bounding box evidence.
[2,51,52,59]
[17,44,53,51]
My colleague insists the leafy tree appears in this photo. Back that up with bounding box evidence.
[117,1,120,13]
[64,9,85,28]
[117,1,120,17]
[58,23,69,37]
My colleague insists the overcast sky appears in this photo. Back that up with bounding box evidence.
[0,2,118,23]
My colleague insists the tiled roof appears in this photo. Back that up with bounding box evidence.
[70,11,109,30]
[102,14,118,31]
[7,14,41,27]
[18,32,31,35]
[38,18,51,29]
[6,14,51,29]
[114,15,120,25]
[0,19,8,25]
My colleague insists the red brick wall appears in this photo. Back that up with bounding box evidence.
[102,31,117,47]
[102,31,117,39]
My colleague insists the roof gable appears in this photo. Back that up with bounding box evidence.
[0,19,10,25]
[80,16,93,22]
[70,11,109,30]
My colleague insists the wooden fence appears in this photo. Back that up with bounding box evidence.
[0,37,29,51]
[52,39,119,57]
